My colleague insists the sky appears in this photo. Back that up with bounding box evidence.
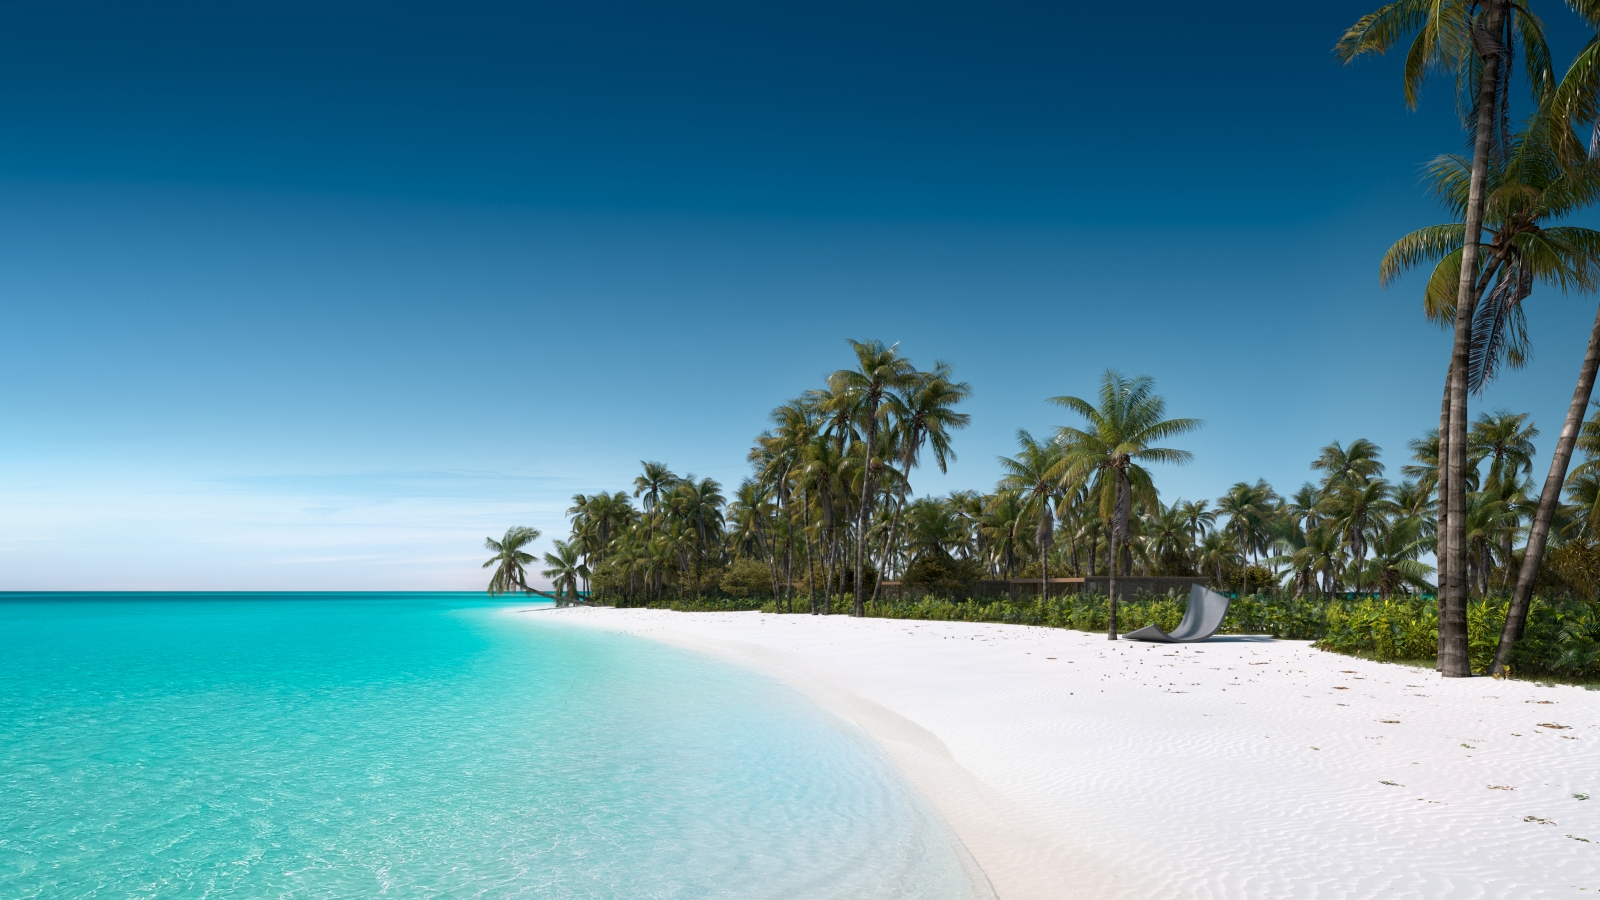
[4,1,1600,590]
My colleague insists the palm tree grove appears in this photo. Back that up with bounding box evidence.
[477,2,1600,685]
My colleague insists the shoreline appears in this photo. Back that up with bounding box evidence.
[538,607,1598,900]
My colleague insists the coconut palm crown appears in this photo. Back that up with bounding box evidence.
[484,526,541,596]
[1049,370,1202,536]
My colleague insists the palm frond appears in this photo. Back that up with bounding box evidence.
[1380,223,1465,286]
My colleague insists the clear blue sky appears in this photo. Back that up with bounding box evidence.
[4,1,1597,590]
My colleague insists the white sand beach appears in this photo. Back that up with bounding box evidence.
[545,607,1598,900]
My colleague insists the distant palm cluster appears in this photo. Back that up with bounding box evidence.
[521,350,1600,609]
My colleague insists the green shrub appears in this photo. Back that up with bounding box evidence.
[899,553,986,599]
[750,590,1599,683]
[719,557,774,598]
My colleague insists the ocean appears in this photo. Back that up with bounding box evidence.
[0,594,981,899]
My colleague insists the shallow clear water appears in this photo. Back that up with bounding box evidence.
[0,595,979,899]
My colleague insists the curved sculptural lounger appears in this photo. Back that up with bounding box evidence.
[1122,584,1230,643]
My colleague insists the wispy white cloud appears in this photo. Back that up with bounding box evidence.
[0,467,576,591]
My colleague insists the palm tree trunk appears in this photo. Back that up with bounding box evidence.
[1108,527,1119,640]
[802,494,817,614]
[1440,357,1452,666]
[853,409,879,618]
[871,462,915,604]
[824,525,836,616]
[1493,301,1600,675]
[1441,0,1506,678]
[781,488,795,614]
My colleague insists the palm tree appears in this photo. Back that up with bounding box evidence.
[1382,121,1600,673]
[1471,410,1538,490]
[1342,0,1552,678]
[1196,530,1238,591]
[633,462,677,544]
[483,526,541,596]
[798,434,849,613]
[1147,501,1195,575]
[833,340,918,616]
[1323,478,1396,593]
[980,490,1026,597]
[1176,499,1216,544]
[1402,430,1441,499]
[1461,490,1509,595]
[872,363,972,602]
[1273,524,1341,598]
[1363,516,1435,598]
[753,400,816,610]
[1050,370,1201,639]
[541,539,590,605]
[1545,0,1600,154]
[1311,439,1384,491]
[669,476,724,595]
[1283,483,1325,534]
[1218,480,1279,595]
[997,431,1063,598]
[903,497,968,562]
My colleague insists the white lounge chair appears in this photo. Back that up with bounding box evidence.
[1122,584,1230,643]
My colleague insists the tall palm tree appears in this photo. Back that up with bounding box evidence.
[872,363,973,601]
[833,339,918,616]
[483,526,541,596]
[1342,0,1552,678]
[1382,119,1600,673]
[755,401,815,611]
[1051,370,1201,639]
[668,476,724,595]
[798,434,848,613]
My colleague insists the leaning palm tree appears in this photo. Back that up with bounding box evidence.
[1050,370,1201,639]
[1343,0,1552,678]
[484,526,541,596]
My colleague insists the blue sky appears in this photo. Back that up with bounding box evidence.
[4,1,1599,590]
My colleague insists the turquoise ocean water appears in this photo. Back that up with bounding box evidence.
[0,595,981,899]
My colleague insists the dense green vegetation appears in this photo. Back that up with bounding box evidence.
[485,1,1600,680]
[748,591,1596,681]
